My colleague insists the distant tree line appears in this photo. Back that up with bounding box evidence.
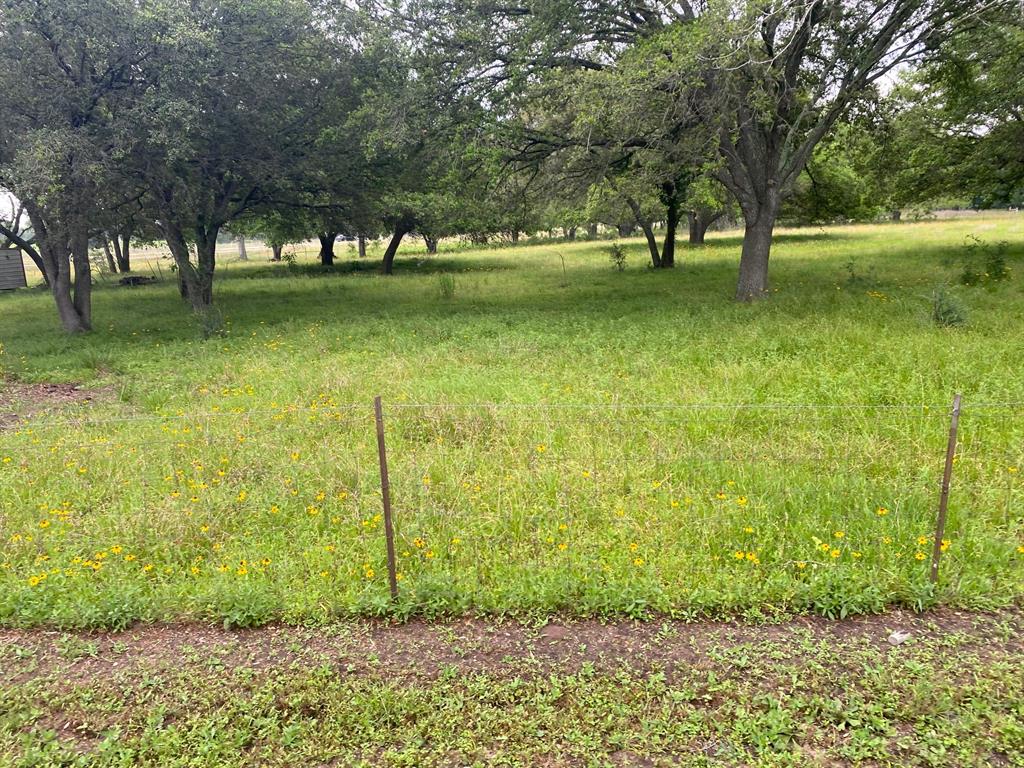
[0,0,1019,332]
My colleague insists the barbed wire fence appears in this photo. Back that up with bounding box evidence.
[5,393,1022,610]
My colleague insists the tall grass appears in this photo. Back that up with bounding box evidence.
[1,216,1022,627]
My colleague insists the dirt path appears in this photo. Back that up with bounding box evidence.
[3,606,1022,686]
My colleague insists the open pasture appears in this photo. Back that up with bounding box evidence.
[1,216,1023,629]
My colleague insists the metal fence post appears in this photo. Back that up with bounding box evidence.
[930,393,962,584]
[374,396,399,600]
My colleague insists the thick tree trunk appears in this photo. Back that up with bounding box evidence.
[70,228,92,328]
[617,223,633,237]
[357,235,367,259]
[271,244,283,261]
[586,223,598,239]
[117,233,131,272]
[688,210,723,245]
[50,267,88,333]
[735,213,776,301]
[565,226,577,241]
[318,232,337,266]
[890,210,902,222]
[102,238,118,273]
[423,235,438,254]
[188,234,216,310]
[688,213,703,245]
[237,236,248,261]
[25,204,90,332]
[381,226,409,274]
[162,220,217,311]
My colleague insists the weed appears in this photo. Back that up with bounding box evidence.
[609,242,627,272]
[438,273,456,300]
[930,285,968,327]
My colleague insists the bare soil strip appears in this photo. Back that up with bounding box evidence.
[0,380,110,429]
[3,607,1021,685]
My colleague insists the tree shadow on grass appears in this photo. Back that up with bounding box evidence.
[226,255,517,282]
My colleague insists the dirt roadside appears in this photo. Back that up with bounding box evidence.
[3,606,1021,686]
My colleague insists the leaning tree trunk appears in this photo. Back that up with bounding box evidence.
[423,235,438,254]
[735,208,777,301]
[381,226,410,274]
[0,223,49,284]
[102,238,118,273]
[624,195,661,268]
[110,236,124,272]
[318,232,337,267]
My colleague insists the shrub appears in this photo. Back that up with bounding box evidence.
[960,235,1011,285]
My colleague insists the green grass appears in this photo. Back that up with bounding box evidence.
[1,216,1023,628]
[2,612,1022,766]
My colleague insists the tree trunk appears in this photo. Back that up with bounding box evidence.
[381,226,409,274]
[188,233,216,310]
[162,220,216,311]
[688,210,723,245]
[237,235,248,261]
[688,213,703,245]
[423,235,438,254]
[118,233,131,272]
[357,235,367,259]
[890,210,902,222]
[271,244,283,261]
[24,204,90,332]
[111,235,124,272]
[586,223,598,239]
[510,230,520,245]
[623,195,661,268]
[565,226,577,241]
[102,238,118,273]
[735,213,776,301]
[660,191,681,268]
[50,265,88,333]
[70,228,92,328]
[318,232,337,266]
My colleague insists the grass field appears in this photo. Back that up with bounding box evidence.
[2,609,1022,766]
[1,216,1023,628]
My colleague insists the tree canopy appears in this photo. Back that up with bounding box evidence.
[0,0,1018,332]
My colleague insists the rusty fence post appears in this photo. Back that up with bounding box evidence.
[374,396,399,600]
[930,393,962,584]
